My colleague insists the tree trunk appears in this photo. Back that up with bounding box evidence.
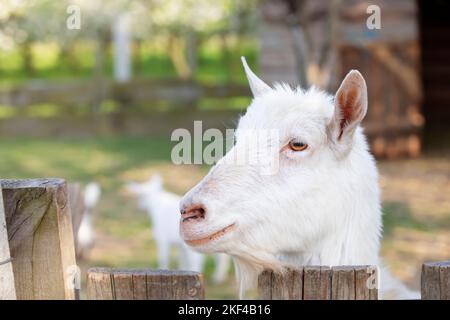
[186,29,198,78]
[133,38,142,74]
[22,41,34,76]
[168,34,191,79]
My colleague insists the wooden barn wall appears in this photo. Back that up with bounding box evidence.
[258,0,424,158]
[337,0,423,158]
[419,0,450,127]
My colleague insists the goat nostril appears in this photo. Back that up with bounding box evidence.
[181,206,206,223]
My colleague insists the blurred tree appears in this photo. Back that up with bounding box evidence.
[0,0,65,74]
[131,0,258,79]
[0,0,258,80]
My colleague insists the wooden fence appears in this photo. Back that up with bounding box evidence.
[421,261,450,300]
[0,79,250,109]
[87,268,204,300]
[258,266,378,300]
[0,178,449,300]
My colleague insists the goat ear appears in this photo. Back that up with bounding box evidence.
[126,182,139,193]
[330,70,367,145]
[241,56,271,97]
[149,174,163,189]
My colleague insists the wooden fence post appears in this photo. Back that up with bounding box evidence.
[87,268,205,300]
[0,188,16,299]
[1,178,77,300]
[303,266,331,300]
[332,266,356,300]
[421,261,450,300]
[258,265,378,300]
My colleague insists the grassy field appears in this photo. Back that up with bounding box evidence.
[0,135,448,298]
[0,39,258,87]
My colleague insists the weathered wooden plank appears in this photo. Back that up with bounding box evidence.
[146,270,164,300]
[171,271,204,300]
[0,189,16,299]
[271,270,291,300]
[258,268,303,300]
[159,270,174,300]
[421,262,441,300]
[87,269,204,300]
[332,266,356,300]
[439,261,450,300]
[132,270,148,300]
[290,268,303,300]
[303,266,320,300]
[258,269,272,300]
[86,268,114,300]
[355,266,370,300]
[112,270,134,300]
[1,178,77,300]
[303,266,331,300]
[355,266,378,300]
[422,261,450,300]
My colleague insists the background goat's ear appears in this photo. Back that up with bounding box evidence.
[125,182,139,194]
[330,70,367,147]
[241,56,271,97]
[149,174,163,188]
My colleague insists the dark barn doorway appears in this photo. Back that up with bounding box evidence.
[419,0,450,131]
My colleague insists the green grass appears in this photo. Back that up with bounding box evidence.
[0,136,172,183]
[0,38,258,87]
[0,42,97,87]
[382,201,450,237]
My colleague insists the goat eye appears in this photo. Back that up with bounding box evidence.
[289,140,308,151]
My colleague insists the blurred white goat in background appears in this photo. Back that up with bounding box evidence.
[76,182,101,260]
[126,174,231,283]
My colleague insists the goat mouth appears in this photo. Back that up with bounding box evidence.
[184,223,236,247]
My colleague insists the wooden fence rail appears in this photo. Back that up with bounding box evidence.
[87,268,205,300]
[258,266,379,300]
[0,79,250,108]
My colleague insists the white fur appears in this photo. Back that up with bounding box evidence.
[127,175,231,283]
[77,182,101,259]
[179,58,419,299]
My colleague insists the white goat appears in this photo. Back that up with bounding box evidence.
[179,57,419,299]
[127,175,231,283]
[76,182,101,260]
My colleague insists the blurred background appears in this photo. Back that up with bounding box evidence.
[0,0,448,298]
